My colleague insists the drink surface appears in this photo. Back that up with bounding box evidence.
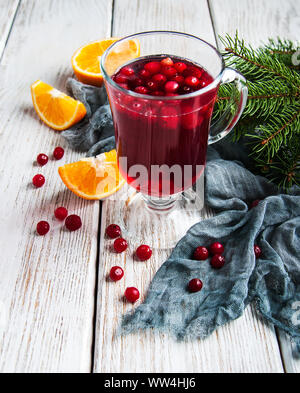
[107,55,219,197]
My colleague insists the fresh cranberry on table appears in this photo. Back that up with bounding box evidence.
[136,245,152,261]
[36,221,50,236]
[65,214,82,232]
[114,238,128,253]
[106,224,121,239]
[211,254,225,269]
[53,146,64,160]
[188,278,203,293]
[32,174,45,188]
[193,246,209,261]
[124,287,140,303]
[254,245,262,259]
[54,207,68,221]
[109,266,124,282]
[36,153,48,166]
[210,242,224,255]
[144,61,161,74]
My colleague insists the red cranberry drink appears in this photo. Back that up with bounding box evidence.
[101,32,247,213]
[109,55,216,196]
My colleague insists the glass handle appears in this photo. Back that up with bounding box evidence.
[208,67,248,145]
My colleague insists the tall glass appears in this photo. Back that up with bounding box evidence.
[101,31,248,214]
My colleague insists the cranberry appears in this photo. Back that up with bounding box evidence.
[146,80,159,91]
[117,82,129,90]
[185,76,200,88]
[180,85,193,95]
[114,238,128,253]
[128,75,143,88]
[199,79,209,88]
[106,224,121,239]
[183,66,203,79]
[36,221,50,236]
[144,61,161,74]
[65,214,82,232]
[164,80,179,93]
[139,69,151,80]
[136,245,152,261]
[53,146,64,160]
[254,245,262,258]
[151,90,164,96]
[37,153,48,166]
[110,266,124,281]
[54,207,68,221]
[161,66,177,79]
[174,62,187,73]
[211,254,225,269]
[171,75,185,85]
[251,200,260,209]
[32,174,45,188]
[124,287,140,303]
[134,86,149,95]
[193,246,209,261]
[181,110,202,130]
[152,73,167,86]
[115,73,128,83]
[188,278,203,293]
[210,242,224,255]
[161,57,174,66]
[120,66,135,76]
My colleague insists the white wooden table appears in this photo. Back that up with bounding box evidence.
[0,0,299,373]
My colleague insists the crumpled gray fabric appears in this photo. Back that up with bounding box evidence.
[61,78,115,156]
[62,78,300,350]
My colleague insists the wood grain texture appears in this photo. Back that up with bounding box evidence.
[209,0,300,374]
[0,0,112,372]
[0,0,19,58]
[93,0,284,373]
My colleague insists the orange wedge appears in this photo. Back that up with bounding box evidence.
[71,38,140,86]
[31,80,86,131]
[58,150,125,200]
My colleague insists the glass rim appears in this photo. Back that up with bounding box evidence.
[100,30,225,101]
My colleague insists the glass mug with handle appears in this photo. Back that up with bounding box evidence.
[101,31,248,213]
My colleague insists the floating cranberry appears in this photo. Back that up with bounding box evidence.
[144,61,161,74]
[164,80,179,94]
[117,82,129,90]
[115,73,128,84]
[180,85,193,95]
[251,200,260,209]
[53,146,64,160]
[134,86,149,95]
[136,245,152,261]
[54,207,68,221]
[106,224,121,239]
[152,73,167,86]
[171,75,185,85]
[183,66,203,79]
[32,174,45,188]
[125,287,140,303]
[120,66,135,76]
[146,80,159,91]
[211,254,225,269]
[36,221,50,236]
[199,79,209,88]
[188,278,203,293]
[128,75,143,88]
[185,76,200,88]
[254,245,262,259]
[210,242,224,255]
[110,266,124,282]
[65,214,82,232]
[114,237,128,253]
[139,69,151,80]
[161,66,177,79]
[193,246,209,261]
[161,57,174,66]
[37,153,48,166]
[174,62,187,73]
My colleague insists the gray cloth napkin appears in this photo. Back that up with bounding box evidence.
[62,79,300,350]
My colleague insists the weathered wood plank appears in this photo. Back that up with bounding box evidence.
[0,0,112,372]
[209,0,300,374]
[93,0,283,373]
[0,0,19,58]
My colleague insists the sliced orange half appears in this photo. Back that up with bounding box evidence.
[58,149,125,200]
[71,38,140,86]
[31,80,86,131]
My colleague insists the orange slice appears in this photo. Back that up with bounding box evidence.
[71,38,140,86]
[31,80,86,131]
[58,150,125,200]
